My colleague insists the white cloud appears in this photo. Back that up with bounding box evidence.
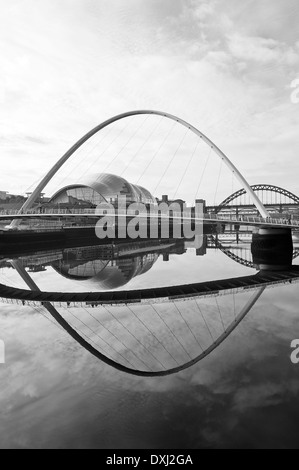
[227,34,299,66]
[0,0,298,200]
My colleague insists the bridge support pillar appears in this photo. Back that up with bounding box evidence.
[251,228,293,270]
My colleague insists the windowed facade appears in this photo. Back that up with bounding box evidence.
[49,174,157,208]
[51,186,105,208]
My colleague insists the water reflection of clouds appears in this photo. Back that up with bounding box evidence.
[1,281,299,447]
[0,247,255,293]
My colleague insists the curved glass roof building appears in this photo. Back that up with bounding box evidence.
[50,173,156,207]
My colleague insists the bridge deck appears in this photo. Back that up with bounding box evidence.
[1,211,299,229]
[1,268,299,307]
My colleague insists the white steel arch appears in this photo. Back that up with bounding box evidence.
[11,110,269,227]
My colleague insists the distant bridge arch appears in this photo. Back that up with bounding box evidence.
[11,110,270,228]
[209,236,299,269]
[217,184,299,212]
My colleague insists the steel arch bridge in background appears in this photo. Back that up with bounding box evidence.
[216,184,299,213]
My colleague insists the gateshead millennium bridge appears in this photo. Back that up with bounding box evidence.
[0,110,298,376]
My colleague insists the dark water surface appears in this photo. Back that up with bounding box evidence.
[0,235,299,449]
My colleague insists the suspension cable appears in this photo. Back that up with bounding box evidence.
[194,146,211,201]
[121,116,163,178]
[136,121,177,185]
[153,127,189,195]
[103,115,150,173]
[172,139,200,200]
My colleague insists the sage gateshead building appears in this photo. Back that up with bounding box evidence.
[49,173,157,209]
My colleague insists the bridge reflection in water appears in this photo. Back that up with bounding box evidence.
[0,233,298,376]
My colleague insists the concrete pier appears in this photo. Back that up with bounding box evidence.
[251,228,293,270]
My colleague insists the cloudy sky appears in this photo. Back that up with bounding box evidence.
[0,0,299,196]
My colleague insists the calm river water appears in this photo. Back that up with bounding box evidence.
[0,233,299,449]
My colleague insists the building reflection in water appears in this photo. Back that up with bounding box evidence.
[0,234,298,376]
[51,243,161,289]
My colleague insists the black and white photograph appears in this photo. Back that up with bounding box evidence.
[1,0,299,452]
